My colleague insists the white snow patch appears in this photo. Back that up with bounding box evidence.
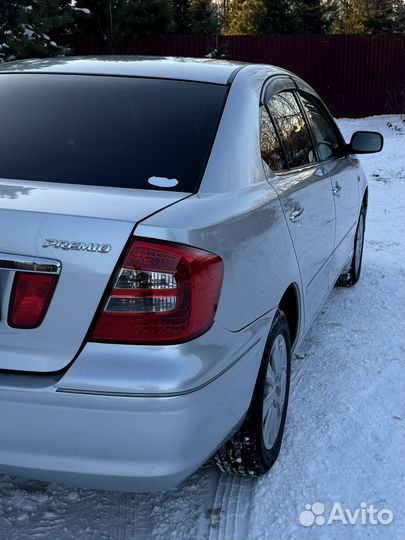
[73,7,90,14]
[23,28,34,38]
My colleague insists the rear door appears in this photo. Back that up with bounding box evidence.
[261,82,336,327]
[297,90,360,278]
[0,73,227,372]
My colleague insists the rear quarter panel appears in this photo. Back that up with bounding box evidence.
[136,67,303,334]
[136,185,300,332]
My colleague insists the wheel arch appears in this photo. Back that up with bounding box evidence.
[362,187,369,213]
[278,283,301,349]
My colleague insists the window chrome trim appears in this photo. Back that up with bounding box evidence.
[0,253,61,274]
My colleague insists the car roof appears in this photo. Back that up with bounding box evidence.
[0,56,284,85]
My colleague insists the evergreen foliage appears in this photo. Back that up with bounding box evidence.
[0,0,79,61]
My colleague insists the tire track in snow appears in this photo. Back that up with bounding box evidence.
[108,492,156,540]
[195,351,308,539]
[197,470,257,540]
[290,353,306,398]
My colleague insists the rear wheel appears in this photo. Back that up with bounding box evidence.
[336,204,366,287]
[214,310,291,476]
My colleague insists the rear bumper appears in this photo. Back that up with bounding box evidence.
[0,317,272,492]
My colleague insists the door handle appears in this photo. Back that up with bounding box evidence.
[289,208,304,223]
[332,182,342,195]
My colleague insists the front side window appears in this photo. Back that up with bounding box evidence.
[267,91,316,169]
[0,74,228,192]
[299,92,341,161]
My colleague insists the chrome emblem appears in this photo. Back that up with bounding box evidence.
[43,239,112,254]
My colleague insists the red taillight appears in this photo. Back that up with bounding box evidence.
[8,272,58,329]
[90,238,224,345]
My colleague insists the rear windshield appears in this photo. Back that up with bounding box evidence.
[0,74,227,192]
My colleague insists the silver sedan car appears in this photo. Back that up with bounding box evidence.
[0,57,383,492]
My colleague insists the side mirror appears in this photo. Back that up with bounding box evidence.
[348,131,383,154]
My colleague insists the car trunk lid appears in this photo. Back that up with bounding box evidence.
[0,179,189,372]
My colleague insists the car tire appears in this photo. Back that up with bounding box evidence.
[336,204,366,288]
[214,309,291,477]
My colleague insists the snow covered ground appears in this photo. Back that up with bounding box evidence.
[0,115,404,540]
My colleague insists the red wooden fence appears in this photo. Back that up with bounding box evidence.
[65,34,405,118]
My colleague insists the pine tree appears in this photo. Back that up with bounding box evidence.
[225,0,300,34]
[332,0,368,32]
[188,0,221,35]
[170,0,192,33]
[365,0,405,33]
[332,0,405,33]
[292,0,329,33]
[261,0,298,33]
[75,0,172,52]
[0,0,79,62]
[224,0,265,34]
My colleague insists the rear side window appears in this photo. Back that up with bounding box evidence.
[267,91,316,169]
[0,74,228,191]
[260,107,286,171]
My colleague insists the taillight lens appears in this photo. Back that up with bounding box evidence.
[90,238,224,345]
[8,272,58,329]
